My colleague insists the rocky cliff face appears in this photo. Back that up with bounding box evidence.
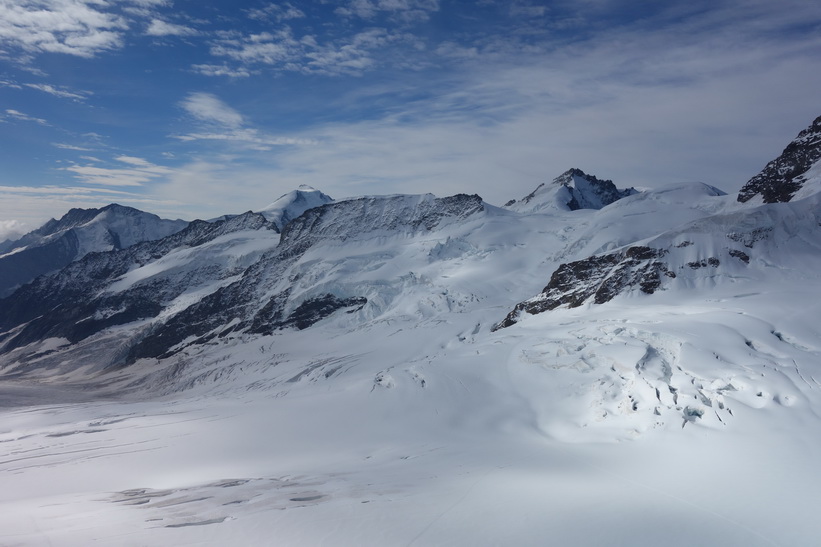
[492,246,675,330]
[738,115,821,203]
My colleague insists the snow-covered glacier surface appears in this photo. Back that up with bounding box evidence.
[2,151,821,544]
[2,288,819,546]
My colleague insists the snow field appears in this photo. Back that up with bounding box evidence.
[2,181,821,545]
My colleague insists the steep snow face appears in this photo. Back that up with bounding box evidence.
[738,114,821,203]
[0,183,732,373]
[75,205,187,255]
[505,168,637,212]
[0,204,187,298]
[258,185,334,231]
[495,189,821,329]
[126,193,486,362]
[0,212,277,364]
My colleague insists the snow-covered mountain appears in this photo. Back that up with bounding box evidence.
[504,167,638,212]
[0,204,187,298]
[1,115,821,546]
[257,184,334,230]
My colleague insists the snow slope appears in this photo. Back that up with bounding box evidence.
[1,115,821,546]
[0,204,187,298]
[258,184,334,230]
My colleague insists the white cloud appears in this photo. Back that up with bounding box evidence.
[208,27,423,76]
[180,92,244,128]
[191,63,252,78]
[145,19,198,37]
[24,82,90,100]
[0,219,30,242]
[0,78,22,89]
[173,128,316,149]
[335,0,440,22]
[61,156,174,187]
[175,93,315,150]
[53,143,93,151]
[0,0,128,58]
[508,1,547,18]
[129,0,171,6]
[209,30,300,67]
[115,155,155,167]
[4,108,49,125]
[247,3,306,22]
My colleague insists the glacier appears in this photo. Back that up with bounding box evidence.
[1,116,821,546]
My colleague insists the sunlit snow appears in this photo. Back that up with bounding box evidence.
[1,172,820,545]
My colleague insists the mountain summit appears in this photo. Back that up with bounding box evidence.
[0,204,186,298]
[738,115,821,203]
[258,185,334,231]
[504,168,637,212]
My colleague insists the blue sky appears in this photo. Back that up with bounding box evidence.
[1,0,820,239]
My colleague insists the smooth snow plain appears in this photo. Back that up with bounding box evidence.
[1,184,820,546]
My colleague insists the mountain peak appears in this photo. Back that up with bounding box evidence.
[505,168,637,212]
[738,114,821,204]
[0,204,187,298]
[259,186,334,231]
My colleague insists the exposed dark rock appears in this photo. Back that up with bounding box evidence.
[504,168,637,211]
[729,250,750,264]
[278,294,367,331]
[738,115,821,203]
[555,168,638,211]
[687,258,720,269]
[728,227,772,248]
[492,246,674,330]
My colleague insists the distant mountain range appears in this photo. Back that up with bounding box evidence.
[3,114,821,546]
[1,114,819,435]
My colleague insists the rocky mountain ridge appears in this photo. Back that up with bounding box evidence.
[1,114,819,382]
[504,168,637,212]
[738,114,821,203]
[0,204,187,298]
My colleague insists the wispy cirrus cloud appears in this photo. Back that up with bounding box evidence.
[24,82,91,100]
[175,92,315,150]
[53,143,94,151]
[191,63,252,78]
[174,129,315,149]
[62,155,174,187]
[247,2,306,22]
[208,27,423,76]
[334,0,440,23]
[145,18,198,37]
[4,109,49,125]
[180,92,244,128]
